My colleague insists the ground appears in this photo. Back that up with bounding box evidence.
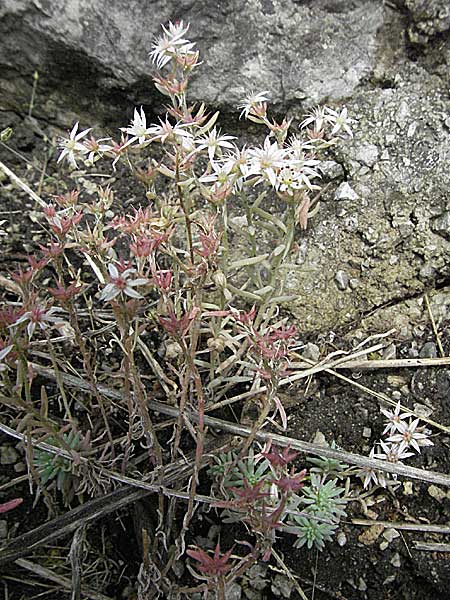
[0,113,449,600]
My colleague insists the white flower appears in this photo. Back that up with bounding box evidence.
[247,136,287,188]
[121,107,152,146]
[10,305,62,339]
[195,127,236,163]
[149,21,195,69]
[359,447,387,489]
[387,419,434,454]
[83,137,114,165]
[380,401,413,436]
[100,264,148,302]
[325,106,354,137]
[148,118,193,144]
[237,90,270,119]
[373,440,414,463]
[276,165,319,195]
[57,122,92,168]
[300,106,328,133]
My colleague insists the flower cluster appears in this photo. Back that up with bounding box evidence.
[360,401,434,489]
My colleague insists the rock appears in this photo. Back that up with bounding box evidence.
[428,484,447,502]
[419,341,438,358]
[431,212,450,240]
[318,160,344,180]
[355,143,379,167]
[335,270,349,291]
[271,573,294,598]
[362,427,371,438]
[0,0,385,124]
[302,342,320,363]
[382,528,400,543]
[0,445,19,465]
[405,0,450,43]
[390,553,401,568]
[358,523,384,545]
[334,182,359,201]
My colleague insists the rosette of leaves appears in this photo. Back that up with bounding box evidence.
[307,441,349,480]
[208,447,272,490]
[33,430,83,503]
[288,473,347,551]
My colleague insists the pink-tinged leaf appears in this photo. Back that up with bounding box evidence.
[0,498,23,513]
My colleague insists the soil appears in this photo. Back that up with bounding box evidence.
[0,113,449,600]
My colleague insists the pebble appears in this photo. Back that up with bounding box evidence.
[357,578,368,592]
[431,211,450,239]
[419,341,438,358]
[335,270,349,291]
[382,343,397,360]
[337,531,347,546]
[0,446,19,465]
[271,573,294,598]
[383,528,400,543]
[334,182,359,201]
[318,160,344,180]
[428,485,447,502]
[356,144,379,167]
[390,553,401,568]
[302,342,320,363]
[362,427,372,439]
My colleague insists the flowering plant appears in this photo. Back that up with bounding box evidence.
[0,20,357,599]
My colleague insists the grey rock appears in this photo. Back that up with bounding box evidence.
[431,212,450,240]
[271,573,294,598]
[0,0,384,124]
[0,445,19,465]
[302,342,320,362]
[405,0,450,42]
[355,143,379,167]
[334,182,359,201]
[335,270,349,291]
[419,341,438,358]
[318,160,344,181]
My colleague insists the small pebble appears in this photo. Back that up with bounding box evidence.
[383,528,400,543]
[362,427,372,439]
[0,446,19,465]
[357,578,368,592]
[302,342,320,363]
[335,270,349,291]
[334,182,359,201]
[382,343,397,360]
[419,342,438,358]
[390,553,401,568]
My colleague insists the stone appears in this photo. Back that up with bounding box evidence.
[355,143,379,167]
[318,160,344,180]
[431,212,450,240]
[405,0,450,42]
[302,342,320,363]
[419,341,438,358]
[334,182,359,201]
[0,0,385,125]
[0,445,19,465]
[335,270,349,290]
[271,573,294,598]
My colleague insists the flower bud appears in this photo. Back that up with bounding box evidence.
[207,336,226,353]
[212,270,227,289]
